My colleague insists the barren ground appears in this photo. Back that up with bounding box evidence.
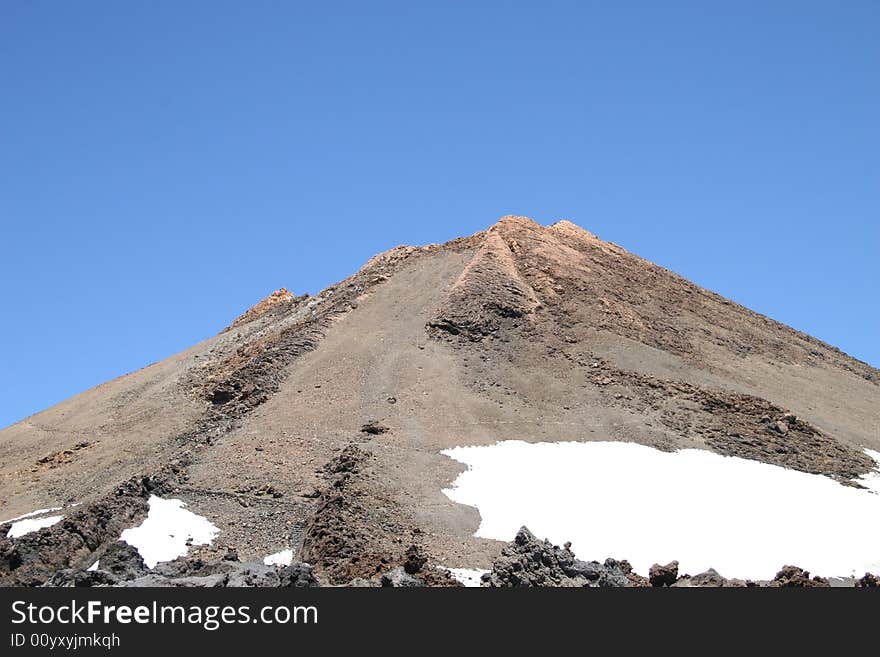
[2,217,877,585]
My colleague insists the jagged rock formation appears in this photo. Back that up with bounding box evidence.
[229,288,299,328]
[0,466,186,586]
[483,529,872,588]
[428,229,540,340]
[649,561,679,587]
[481,527,636,587]
[48,546,321,588]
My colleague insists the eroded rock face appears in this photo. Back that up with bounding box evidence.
[427,231,540,341]
[230,288,298,328]
[300,446,459,587]
[299,446,404,584]
[481,527,634,588]
[99,541,149,579]
[770,565,830,588]
[649,561,679,587]
[0,468,187,587]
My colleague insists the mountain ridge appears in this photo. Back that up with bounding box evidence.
[1,216,877,586]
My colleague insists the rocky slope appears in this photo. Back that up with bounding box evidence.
[1,216,877,586]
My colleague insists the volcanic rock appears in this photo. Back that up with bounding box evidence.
[1,216,877,587]
[649,561,679,587]
[481,527,633,588]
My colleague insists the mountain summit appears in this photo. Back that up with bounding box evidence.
[1,217,878,586]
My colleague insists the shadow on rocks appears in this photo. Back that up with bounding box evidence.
[481,527,637,587]
[47,545,320,588]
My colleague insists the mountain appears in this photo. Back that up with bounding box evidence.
[1,216,878,586]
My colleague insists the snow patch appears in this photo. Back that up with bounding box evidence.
[442,440,880,581]
[6,515,64,538]
[87,561,99,572]
[859,449,880,494]
[120,496,219,568]
[448,568,489,587]
[1,507,63,525]
[263,549,294,567]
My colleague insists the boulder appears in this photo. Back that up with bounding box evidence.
[380,567,424,587]
[482,527,632,587]
[649,561,679,587]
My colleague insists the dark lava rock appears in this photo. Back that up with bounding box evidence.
[224,563,281,587]
[99,541,149,579]
[0,499,149,587]
[380,567,424,587]
[125,560,321,588]
[123,573,229,588]
[326,445,366,475]
[482,527,632,587]
[278,562,320,588]
[403,544,428,575]
[672,568,727,587]
[360,421,389,435]
[649,561,679,587]
[594,559,634,588]
[47,569,121,588]
[49,554,320,588]
[856,572,879,588]
[46,540,149,587]
[771,565,830,588]
[0,463,191,587]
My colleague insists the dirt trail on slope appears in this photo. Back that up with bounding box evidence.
[1,216,877,585]
[181,247,505,567]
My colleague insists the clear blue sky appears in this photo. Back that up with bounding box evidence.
[1,1,877,429]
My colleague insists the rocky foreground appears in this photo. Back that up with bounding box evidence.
[3,447,876,589]
[478,528,879,588]
[32,527,880,588]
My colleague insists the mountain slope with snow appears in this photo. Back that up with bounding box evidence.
[1,217,877,586]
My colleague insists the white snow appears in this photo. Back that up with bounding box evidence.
[448,568,489,587]
[263,549,294,567]
[1,507,63,525]
[442,440,880,581]
[119,496,220,568]
[6,515,64,538]
[87,561,99,572]
[859,449,880,494]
